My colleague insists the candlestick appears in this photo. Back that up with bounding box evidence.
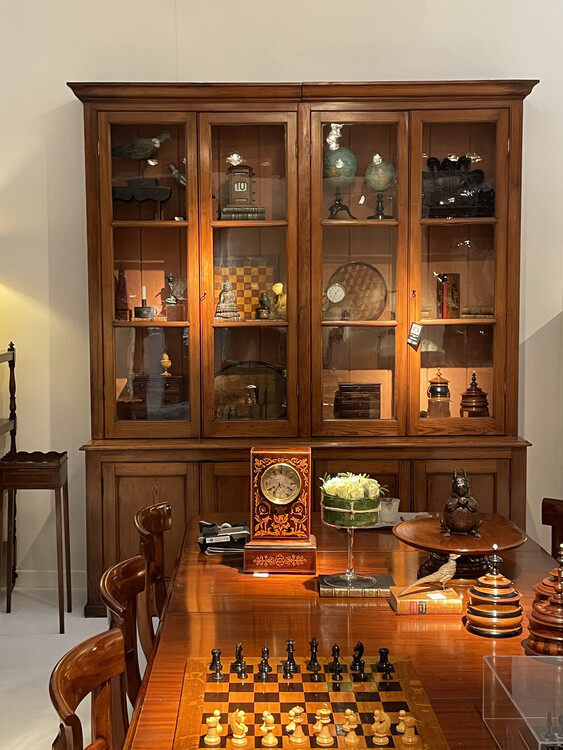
[141,285,147,305]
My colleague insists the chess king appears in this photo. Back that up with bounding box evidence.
[243,447,317,574]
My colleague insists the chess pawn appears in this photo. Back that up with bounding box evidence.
[396,709,407,733]
[203,710,223,747]
[260,711,278,747]
[401,715,418,745]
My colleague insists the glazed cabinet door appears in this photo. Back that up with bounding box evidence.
[199,112,299,437]
[311,113,409,436]
[98,112,200,438]
[409,109,510,435]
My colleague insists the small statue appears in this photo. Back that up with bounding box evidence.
[215,280,241,319]
[160,352,172,376]
[441,469,482,537]
[271,282,287,320]
[256,291,271,319]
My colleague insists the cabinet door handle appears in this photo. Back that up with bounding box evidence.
[412,289,417,298]
[200,291,207,301]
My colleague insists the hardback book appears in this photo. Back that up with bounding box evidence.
[389,586,463,615]
[318,574,394,598]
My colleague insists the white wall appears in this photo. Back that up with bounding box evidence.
[1,0,561,586]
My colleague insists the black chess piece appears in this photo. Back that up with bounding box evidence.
[283,660,294,680]
[356,659,368,681]
[261,645,272,672]
[330,643,341,671]
[258,659,269,680]
[231,642,243,673]
[332,659,343,682]
[307,636,320,671]
[310,660,321,682]
[237,659,248,680]
[350,640,364,672]
[285,638,298,673]
[377,647,394,673]
[209,648,222,672]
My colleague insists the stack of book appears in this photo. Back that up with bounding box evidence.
[389,586,463,615]
[333,382,381,419]
[221,205,266,221]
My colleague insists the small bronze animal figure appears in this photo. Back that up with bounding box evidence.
[440,469,482,537]
[398,553,460,596]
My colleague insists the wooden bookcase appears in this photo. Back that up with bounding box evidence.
[69,80,537,614]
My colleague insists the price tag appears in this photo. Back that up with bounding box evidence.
[407,322,423,349]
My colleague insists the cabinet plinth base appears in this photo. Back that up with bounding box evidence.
[243,536,317,574]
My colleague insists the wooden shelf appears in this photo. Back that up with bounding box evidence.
[420,318,496,325]
[420,217,497,226]
[211,220,287,228]
[321,219,399,227]
[113,320,191,327]
[111,220,188,228]
[321,319,398,327]
[212,319,289,328]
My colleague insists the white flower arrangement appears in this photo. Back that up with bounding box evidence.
[320,472,385,500]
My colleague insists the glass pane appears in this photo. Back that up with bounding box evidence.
[420,224,495,321]
[111,123,187,221]
[322,122,398,221]
[322,226,396,321]
[421,122,496,218]
[322,326,395,420]
[115,326,190,421]
[213,328,287,421]
[420,324,494,419]
[213,227,286,321]
[113,227,188,322]
[211,124,287,221]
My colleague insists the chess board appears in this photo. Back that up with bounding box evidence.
[214,256,279,319]
[176,655,449,749]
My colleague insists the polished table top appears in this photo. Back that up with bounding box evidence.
[124,513,554,749]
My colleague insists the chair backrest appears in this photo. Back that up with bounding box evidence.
[49,628,128,750]
[134,502,172,618]
[99,554,154,705]
[542,497,563,558]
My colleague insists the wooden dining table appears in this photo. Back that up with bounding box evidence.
[123,513,554,749]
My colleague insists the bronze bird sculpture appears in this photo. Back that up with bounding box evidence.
[112,129,171,162]
[398,553,460,597]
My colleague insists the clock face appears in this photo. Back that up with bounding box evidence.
[327,282,346,304]
[260,462,302,505]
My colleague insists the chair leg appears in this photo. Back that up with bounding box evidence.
[54,488,65,634]
[62,480,72,613]
[6,490,15,613]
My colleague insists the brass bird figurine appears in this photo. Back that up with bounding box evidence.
[398,553,460,597]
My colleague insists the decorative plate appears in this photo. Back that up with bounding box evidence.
[326,262,387,320]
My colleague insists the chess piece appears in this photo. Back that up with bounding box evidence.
[350,640,364,671]
[398,553,460,597]
[271,282,287,320]
[286,706,307,746]
[203,709,223,746]
[237,659,248,680]
[229,709,249,747]
[342,709,360,746]
[401,715,418,745]
[313,705,334,746]
[377,647,394,673]
[160,352,172,376]
[215,280,241,319]
[307,636,320,671]
[355,659,367,681]
[231,643,244,672]
[256,291,271,320]
[285,638,297,672]
[260,711,278,747]
[371,709,391,746]
[396,709,407,733]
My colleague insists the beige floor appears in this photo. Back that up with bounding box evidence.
[0,587,107,750]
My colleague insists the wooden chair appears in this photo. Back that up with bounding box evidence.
[542,497,563,558]
[49,627,128,750]
[99,554,155,706]
[134,502,172,618]
[0,342,71,633]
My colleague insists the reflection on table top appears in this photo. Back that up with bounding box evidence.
[124,513,554,750]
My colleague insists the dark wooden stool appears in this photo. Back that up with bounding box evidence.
[0,451,71,633]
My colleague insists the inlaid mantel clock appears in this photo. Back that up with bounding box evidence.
[243,447,317,574]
